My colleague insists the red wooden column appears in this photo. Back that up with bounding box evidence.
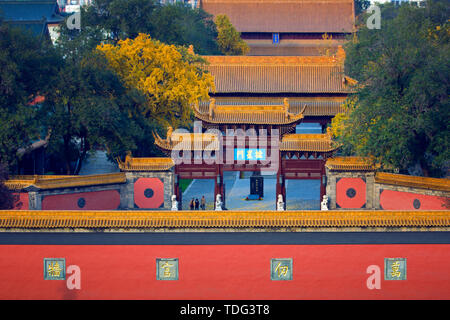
[319,159,326,202]
[214,164,224,209]
[276,153,286,210]
[174,166,182,210]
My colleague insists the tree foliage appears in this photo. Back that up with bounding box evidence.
[215,14,249,55]
[354,0,371,16]
[37,24,149,175]
[97,33,215,129]
[0,162,13,209]
[82,0,220,54]
[332,1,450,177]
[0,20,57,168]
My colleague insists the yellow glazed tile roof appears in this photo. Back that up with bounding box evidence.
[375,172,450,192]
[202,55,349,94]
[153,130,221,152]
[5,173,126,190]
[117,155,175,171]
[198,97,346,117]
[280,133,339,152]
[201,0,355,33]
[326,157,378,171]
[0,210,449,229]
[194,99,305,125]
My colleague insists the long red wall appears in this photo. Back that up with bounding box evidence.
[0,244,449,300]
[41,190,120,210]
[380,189,448,210]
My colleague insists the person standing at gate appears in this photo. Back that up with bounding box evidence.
[195,198,200,210]
[189,198,195,210]
[201,196,206,210]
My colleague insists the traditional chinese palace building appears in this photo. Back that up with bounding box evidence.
[1,1,450,301]
[152,52,353,208]
[200,0,355,56]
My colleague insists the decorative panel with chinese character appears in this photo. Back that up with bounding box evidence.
[43,258,66,280]
[271,258,293,281]
[384,258,407,280]
[156,258,178,281]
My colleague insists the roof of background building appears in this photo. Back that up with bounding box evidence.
[200,0,355,33]
[0,0,63,23]
[0,0,64,37]
[202,55,348,94]
[198,97,347,117]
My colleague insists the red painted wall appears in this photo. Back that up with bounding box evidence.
[380,189,448,210]
[134,178,165,209]
[12,193,29,210]
[336,178,366,209]
[41,190,120,210]
[0,244,449,300]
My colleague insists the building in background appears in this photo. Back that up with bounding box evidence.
[57,0,93,12]
[0,0,64,42]
[370,0,425,6]
[200,0,355,56]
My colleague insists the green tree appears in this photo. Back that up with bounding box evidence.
[332,1,450,177]
[354,0,371,16]
[97,33,215,130]
[215,14,249,55]
[0,162,14,209]
[41,26,144,174]
[0,20,57,169]
[82,0,220,54]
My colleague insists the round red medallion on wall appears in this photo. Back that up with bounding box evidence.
[134,178,165,209]
[336,178,366,209]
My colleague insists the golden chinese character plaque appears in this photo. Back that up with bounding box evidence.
[156,258,179,280]
[43,258,66,280]
[271,258,293,281]
[384,258,407,280]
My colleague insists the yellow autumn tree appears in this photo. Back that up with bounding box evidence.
[97,34,215,128]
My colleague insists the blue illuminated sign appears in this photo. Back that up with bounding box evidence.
[234,148,266,161]
[272,33,279,44]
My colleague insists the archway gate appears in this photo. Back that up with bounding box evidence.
[154,102,338,209]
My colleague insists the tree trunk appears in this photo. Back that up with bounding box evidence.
[63,134,72,175]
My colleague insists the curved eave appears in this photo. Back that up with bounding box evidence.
[193,107,305,125]
[117,156,175,172]
[152,131,173,152]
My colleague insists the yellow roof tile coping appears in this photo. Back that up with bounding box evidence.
[282,133,331,141]
[194,99,305,125]
[203,55,341,66]
[326,157,378,171]
[280,133,339,153]
[375,172,450,192]
[117,155,175,172]
[0,210,449,229]
[5,173,126,190]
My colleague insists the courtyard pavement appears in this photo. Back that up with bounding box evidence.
[183,172,320,211]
